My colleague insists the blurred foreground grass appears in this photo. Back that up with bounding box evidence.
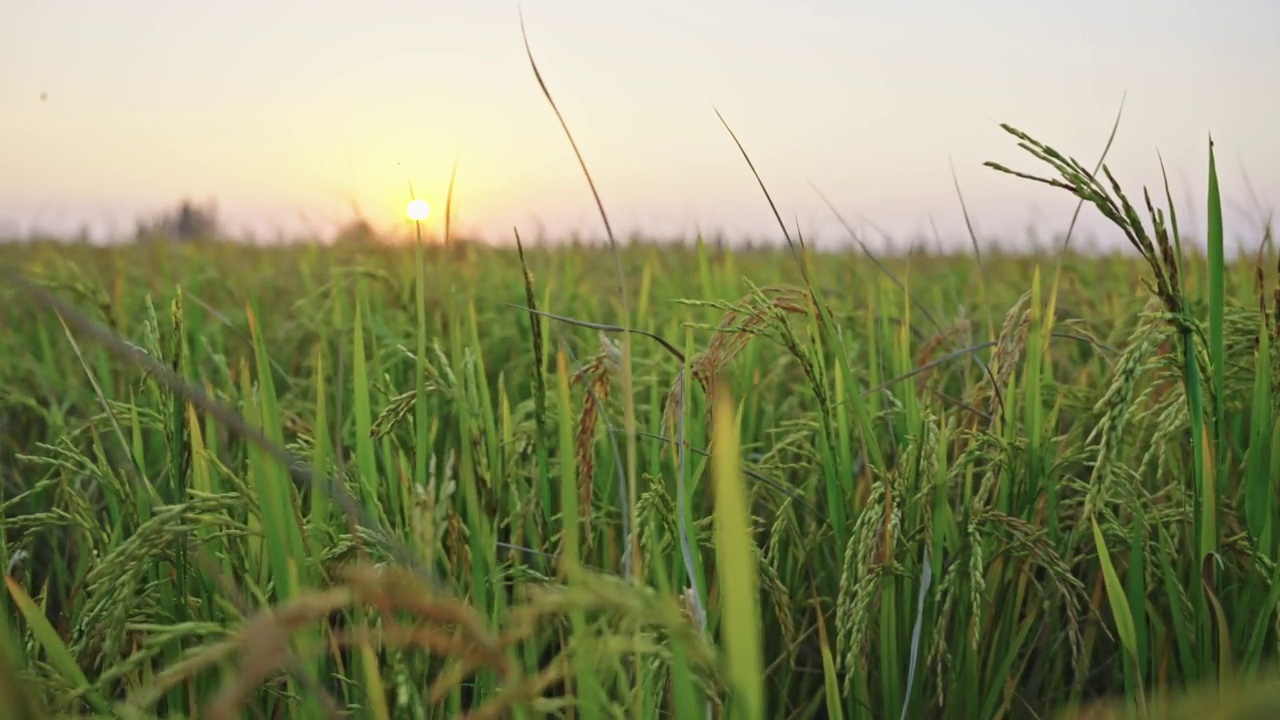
[1,128,1280,718]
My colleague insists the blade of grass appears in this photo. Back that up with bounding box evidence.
[711,383,764,720]
[4,577,111,715]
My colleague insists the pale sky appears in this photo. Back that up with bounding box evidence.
[2,0,1278,251]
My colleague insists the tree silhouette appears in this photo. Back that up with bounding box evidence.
[135,198,220,242]
[332,217,381,245]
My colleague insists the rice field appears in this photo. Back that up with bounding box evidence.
[2,125,1280,720]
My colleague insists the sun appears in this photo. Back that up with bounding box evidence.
[405,199,431,222]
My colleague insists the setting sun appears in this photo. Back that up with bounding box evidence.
[405,199,431,221]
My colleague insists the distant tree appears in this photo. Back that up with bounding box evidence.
[332,217,380,245]
[135,198,220,242]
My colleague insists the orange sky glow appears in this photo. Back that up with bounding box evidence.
[2,0,1277,252]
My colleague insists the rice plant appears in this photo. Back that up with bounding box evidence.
[0,104,1277,720]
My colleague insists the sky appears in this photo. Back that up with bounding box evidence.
[1,0,1278,252]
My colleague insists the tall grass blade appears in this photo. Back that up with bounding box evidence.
[711,384,764,720]
[4,577,111,715]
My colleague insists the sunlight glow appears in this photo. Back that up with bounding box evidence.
[405,199,431,222]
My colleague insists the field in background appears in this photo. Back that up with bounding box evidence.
[3,129,1280,719]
